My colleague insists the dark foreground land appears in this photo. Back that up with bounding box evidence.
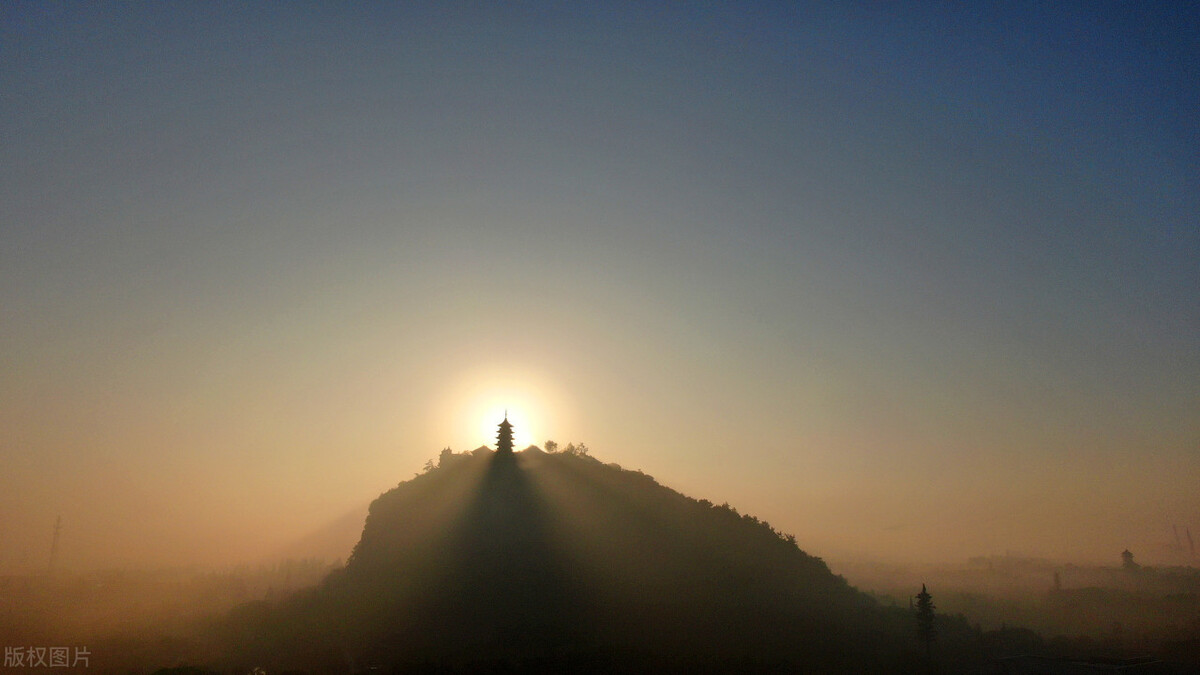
[6,450,1199,673]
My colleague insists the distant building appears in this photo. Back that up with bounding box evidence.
[1121,549,1139,571]
[496,415,514,455]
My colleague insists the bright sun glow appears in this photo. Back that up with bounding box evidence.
[437,366,568,451]
[478,404,536,449]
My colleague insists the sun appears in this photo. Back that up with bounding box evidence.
[478,404,536,449]
[435,365,571,452]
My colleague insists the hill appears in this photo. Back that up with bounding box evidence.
[215,448,916,673]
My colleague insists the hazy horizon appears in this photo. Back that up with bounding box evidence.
[2,3,1197,574]
[3,440,1193,574]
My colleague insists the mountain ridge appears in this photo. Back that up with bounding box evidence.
[218,448,921,672]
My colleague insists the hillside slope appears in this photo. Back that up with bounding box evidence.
[221,449,908,672]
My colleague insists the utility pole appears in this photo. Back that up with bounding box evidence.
[48,515,61,574]
[915,583,936,665]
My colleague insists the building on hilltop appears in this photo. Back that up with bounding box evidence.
[496,414,514,455]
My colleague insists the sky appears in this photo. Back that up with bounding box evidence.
[1,2,1197,572]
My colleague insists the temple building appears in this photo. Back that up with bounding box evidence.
[496,414,514,455]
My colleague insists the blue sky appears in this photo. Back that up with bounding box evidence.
[1,2,1196,568]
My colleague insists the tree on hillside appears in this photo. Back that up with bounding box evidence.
[915,583,936,662]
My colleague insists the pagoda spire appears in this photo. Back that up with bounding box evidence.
[496,413,514,455]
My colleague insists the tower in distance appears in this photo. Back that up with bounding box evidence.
[496,413,514,455]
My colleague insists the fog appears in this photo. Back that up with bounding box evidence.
[2,2,1197,670]
[4,447,1197,672]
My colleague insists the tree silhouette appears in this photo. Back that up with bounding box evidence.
[915,583,936,663]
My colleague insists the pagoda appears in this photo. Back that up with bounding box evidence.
[495,413,514,455]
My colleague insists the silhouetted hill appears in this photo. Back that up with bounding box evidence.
[212,450,941,672]
[272,503,369,564]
